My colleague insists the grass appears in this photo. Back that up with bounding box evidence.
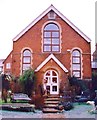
[0,98,11,105]
[0,98,30,105]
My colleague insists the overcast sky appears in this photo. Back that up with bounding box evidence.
[0,0,95,59]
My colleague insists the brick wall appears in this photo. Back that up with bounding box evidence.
[4,11,91,81]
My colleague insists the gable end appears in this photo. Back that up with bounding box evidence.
[13,5,91,43]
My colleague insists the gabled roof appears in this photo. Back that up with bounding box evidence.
[35,54,68,72]
[3,51,12,63]
[13,5,91,43]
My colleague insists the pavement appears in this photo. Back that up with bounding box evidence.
[0,103,96,119]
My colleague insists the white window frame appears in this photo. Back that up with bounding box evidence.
[70,48,83,79]
[41,21,62,53]
[20,47,33,75]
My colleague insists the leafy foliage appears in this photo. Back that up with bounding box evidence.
[2,74,10,90]
[92,72,97,91]
[68,76,88,91]
[92,72,97,78]
[19,69,36,96]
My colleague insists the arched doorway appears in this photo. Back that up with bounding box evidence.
[44,70,59,95]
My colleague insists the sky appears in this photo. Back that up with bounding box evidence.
[0,0,96,59]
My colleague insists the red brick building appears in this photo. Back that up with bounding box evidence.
[92,43,97,73]
[3,5,91,95]
[3,51,12,75]
[93,43,97,62]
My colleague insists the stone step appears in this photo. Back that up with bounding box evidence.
[44,101,59,104]
[43,94,60,113]
[45,98,60,101]
[44,104,58,108]
[47,95,60,98]
[42,108,59,113]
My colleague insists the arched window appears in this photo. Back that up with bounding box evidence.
[22,49,31,73]
[72,50,81,78]
[43,23,60,52]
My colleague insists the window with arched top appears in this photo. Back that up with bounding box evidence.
[22,49,31,73]
[43,23,60,52]
[72,50,81,78]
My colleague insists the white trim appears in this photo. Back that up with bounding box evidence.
[35,54,68,72]
[70,47,83,54]
[13,5,91,43]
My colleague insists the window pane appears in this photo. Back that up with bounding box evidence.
[44,38,51,44]
[6,63,11,69]
[52,46,59,51]
[44,24,59,30]
[23,64,30,71]
[52,32,59,37]
[52,71,57,76]
[73,58,80,63]
[23,64,31,70]
[44,32,51,37]
[52,78,57,83]
[23,50,31,56]
[44,46,51,51]
[23,57,30,63]
[52,86,57,91]
[52,38,59,44]
[72,50,80,56]
[73,72,80,77]
[46,71,50,76]
[73,64,80,70]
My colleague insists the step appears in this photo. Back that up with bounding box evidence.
[42,108,59,113]
[47,95,60,98]
[44,104,58,108]
[45,98,60,101]
[44,101,59,104]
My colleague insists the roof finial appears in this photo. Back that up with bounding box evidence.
[51,4,54,7]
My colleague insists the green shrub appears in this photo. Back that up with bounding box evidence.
[92,72,97,90]
[19,69,36,96]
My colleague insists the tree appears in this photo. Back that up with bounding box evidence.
[92,72,97,91]
[19,69,36,96]
[2,74,10,102]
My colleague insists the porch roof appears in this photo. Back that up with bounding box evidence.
[35,54,68,72]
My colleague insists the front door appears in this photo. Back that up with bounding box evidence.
[44,70,59,95]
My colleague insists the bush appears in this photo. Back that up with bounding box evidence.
[92,72,97,91]
[19,69,36,96]
[31,94,44,109]
[63,102,74,111]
